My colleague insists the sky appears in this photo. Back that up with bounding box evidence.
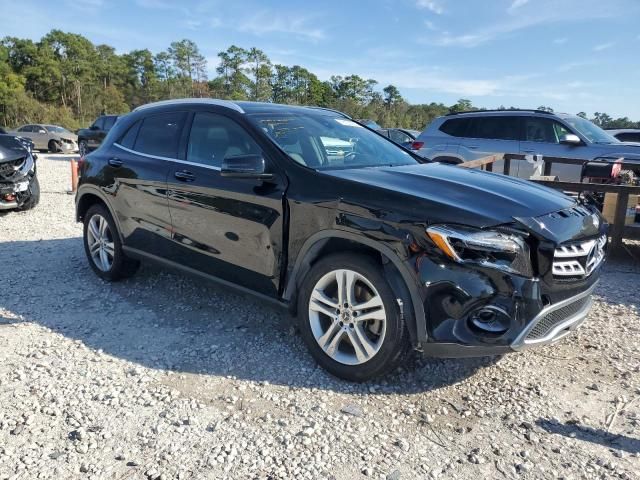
[2,0,640,118]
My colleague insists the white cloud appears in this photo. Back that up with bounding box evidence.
[593,42,615,51]
[415,0,444,14]
[425,0,621,48]
[238,12,325,41]
[508,0,530,12]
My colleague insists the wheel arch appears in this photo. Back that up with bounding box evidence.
[284,230,426,345]
[76,187,124,243]
[432,155,464,165]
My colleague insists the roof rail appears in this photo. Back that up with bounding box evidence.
[133,98,244,114]
[307,106,352,119]
[446,109,554,116]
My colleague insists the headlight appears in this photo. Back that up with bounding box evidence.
[426,225,532,277]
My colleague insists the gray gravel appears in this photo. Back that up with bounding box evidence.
[0,155,639,479]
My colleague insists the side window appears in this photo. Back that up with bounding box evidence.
[618,133,640,142]
[523,117,563,143]
[552,121,571,140]
[19,125,33,132]
[93,117,105,130]
[439,118,470,137]
[119,120,142,149]
[103,116,117,131]
[389,130,412,144]
[187,112,260,167]
[134,112,186,158]
[469,117,519,140]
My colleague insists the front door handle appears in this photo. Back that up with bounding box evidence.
[522,150,536,154]
[467,145,479,149]
[174,170,196,182]
[108,157,123,167]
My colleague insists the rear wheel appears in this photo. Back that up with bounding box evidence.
[48,139,61,153]
[83,204,139,281]
[298,253,412,381]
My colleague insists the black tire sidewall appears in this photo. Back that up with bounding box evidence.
[48,140,60,153]
[17,175,40,211]
[83,204,127,281]
[298,253,409,382]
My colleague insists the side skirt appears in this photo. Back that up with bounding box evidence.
[122,246,290,311]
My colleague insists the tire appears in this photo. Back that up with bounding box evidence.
[83,204,140,281]
[17,175,40,211]
[48,139,61,153]
[297,253,412,382]
[79,140,88,157]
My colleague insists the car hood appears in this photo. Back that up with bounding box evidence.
[0,135,29,163]
[324,163,576,228]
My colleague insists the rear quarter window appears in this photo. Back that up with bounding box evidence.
[133,112,187,158]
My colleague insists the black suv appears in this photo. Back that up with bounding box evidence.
[75,99,606,381]
[77,115,119,155]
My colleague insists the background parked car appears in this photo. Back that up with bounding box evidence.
[606,129,640,143]
[12,124,78,153]
[77,115,119,155]
[356,119,382,129]
[412,109,640,180]
[377,128,420,148]
[0,127,35,152]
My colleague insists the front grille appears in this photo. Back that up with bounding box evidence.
[525,295,591,340]
[552,235,606,279]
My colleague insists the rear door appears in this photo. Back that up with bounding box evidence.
[519,116,585,180]
[422,117,470,160]
[109,111,184,256]
[459,116,521,172]
[165,110,287,296]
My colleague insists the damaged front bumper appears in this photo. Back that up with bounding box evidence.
[0,152,36,210]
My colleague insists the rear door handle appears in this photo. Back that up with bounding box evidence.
[108,157,123,167]
[522,150,536,154]
[467,145,479,149]
[174,170,196,182]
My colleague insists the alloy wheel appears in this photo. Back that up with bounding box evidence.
[308,269,387,365]
[86,214,115,272]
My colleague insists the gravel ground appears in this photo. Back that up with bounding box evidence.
[0,155,638,480]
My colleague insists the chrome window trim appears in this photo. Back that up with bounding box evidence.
[113,143,221,171]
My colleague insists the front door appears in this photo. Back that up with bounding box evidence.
[519,116,586,181]
[166,110,287,297]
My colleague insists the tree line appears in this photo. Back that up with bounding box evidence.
[1,30,638,132]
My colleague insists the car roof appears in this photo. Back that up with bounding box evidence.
[133,98,350,118]
[444,109,564,118]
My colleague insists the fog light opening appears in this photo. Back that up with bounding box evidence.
[469,307,509,334]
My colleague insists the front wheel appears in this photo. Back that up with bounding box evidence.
[298,253,412,381]
[17,175,40,211]
[83,204,139,281]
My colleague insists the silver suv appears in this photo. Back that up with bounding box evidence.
[413,110,640,180]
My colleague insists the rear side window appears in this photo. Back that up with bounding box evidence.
[134,112,186,158]
[103,116,117,131]
[93,118,105,130]
[469,116,520,140]
[187,112,260,167]
[439,118,470,137]
[389,130,412,144]
[617,132,640,142]
[119,120,142,149]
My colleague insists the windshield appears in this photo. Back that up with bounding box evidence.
[562,116,619,144]
[250,113,417,170]
[45,125,70,134]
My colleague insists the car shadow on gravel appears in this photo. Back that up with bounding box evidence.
[0,238,498,394]
[536,418,639,454]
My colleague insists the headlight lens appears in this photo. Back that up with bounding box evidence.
[426,225,532,277]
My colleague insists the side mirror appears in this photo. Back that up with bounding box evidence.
[221,154,273,180]
[38,129,47,134]
[560,133,582,146]
[90,125,99,131]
